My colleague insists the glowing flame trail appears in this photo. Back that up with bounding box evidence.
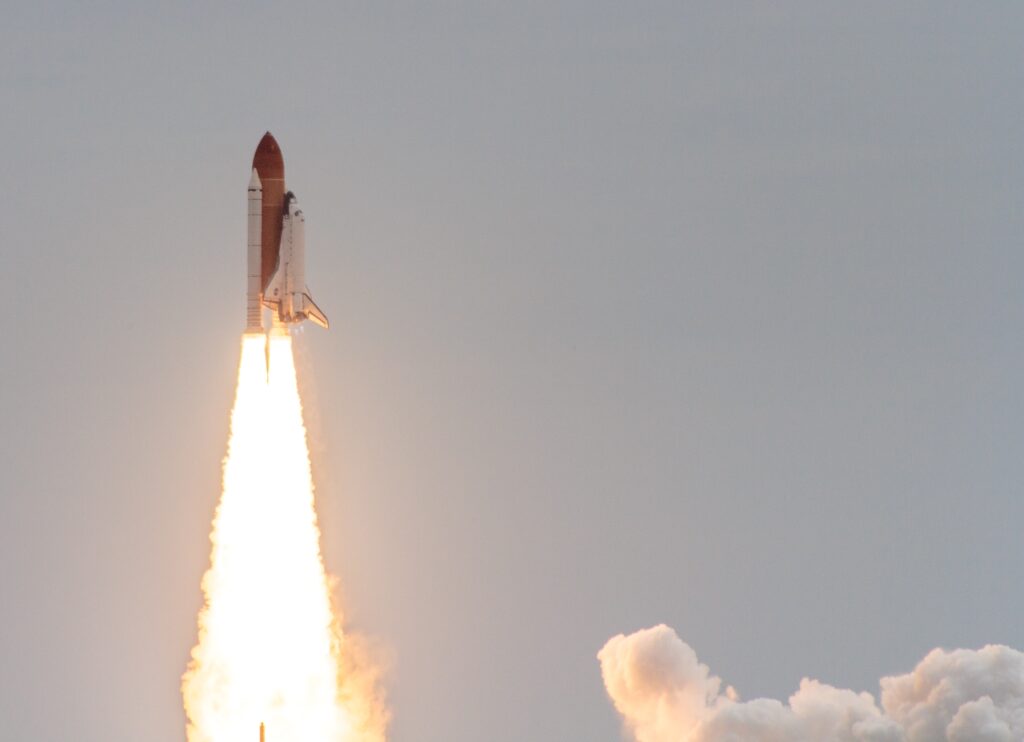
[183,332,384,742]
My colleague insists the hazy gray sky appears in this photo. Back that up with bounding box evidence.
[1,3,1022,741]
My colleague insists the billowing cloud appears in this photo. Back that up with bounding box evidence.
[598,625,1024,741]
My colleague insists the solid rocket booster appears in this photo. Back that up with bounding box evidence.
[246,169,263,331]
[246,132,328,333]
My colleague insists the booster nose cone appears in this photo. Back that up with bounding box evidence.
[252,132,284,180]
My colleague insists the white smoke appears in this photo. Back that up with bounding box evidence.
[598,625,1024,742]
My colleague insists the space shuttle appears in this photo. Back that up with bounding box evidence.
[246,132,328,333]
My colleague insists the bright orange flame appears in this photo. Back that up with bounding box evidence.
[183,332,385,742]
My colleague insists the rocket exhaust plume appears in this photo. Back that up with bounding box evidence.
[182,333,386,742]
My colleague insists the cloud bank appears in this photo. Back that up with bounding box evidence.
[598,625,1024,742]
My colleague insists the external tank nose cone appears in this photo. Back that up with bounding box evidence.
[252,132,284,179]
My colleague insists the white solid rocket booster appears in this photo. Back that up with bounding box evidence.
[246,168,263,333]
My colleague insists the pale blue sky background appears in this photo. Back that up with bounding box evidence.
[1,3,1022,741]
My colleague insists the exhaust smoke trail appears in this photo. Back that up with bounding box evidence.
[183,332,386,742]
[599,624,1024,742]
